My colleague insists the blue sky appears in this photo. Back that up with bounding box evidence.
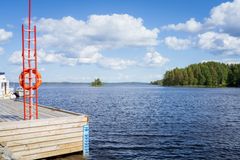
[1,0,239,82]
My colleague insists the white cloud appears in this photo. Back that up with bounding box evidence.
[161,0,240,35]
[201,59,220,63]
[148,74,163,80]
[162,18,202,33]
[115,73,131,81]
[161,0,240,36]
[9,49,79,66]
[0,29,12,43]
[39,67,46,72]
[144,51,169,67]
[9,51,21,64]
[9,49,137,70]
[222,59,240,64]
[0,47,4,55]
[206,0,240,35]
[198,31,240,55]
[38,15,159,48]
[201,59,240,65]
[99,57,136,70]
[10,14,159,70]
[36,15,159,58]
[160,0,240,55]
[164,36,192,50]
[0,28,12,55]
[77,47,103,64]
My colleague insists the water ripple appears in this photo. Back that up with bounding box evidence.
[37,84,240,160]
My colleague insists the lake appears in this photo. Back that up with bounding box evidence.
[36,83,240,160]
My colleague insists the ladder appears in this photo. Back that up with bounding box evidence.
[21,0,39,120]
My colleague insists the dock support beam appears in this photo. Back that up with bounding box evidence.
[83,124,89,157]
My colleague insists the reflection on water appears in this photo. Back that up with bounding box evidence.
[37,84,240,160]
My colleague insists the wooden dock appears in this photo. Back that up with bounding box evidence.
[0,99,89,160]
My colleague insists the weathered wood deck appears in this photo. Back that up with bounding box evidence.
[0,99,89,160]
[0,100,81,122]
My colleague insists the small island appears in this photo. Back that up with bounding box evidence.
[91,78,103,87]
[151,62,240,87]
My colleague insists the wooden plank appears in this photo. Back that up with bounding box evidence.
[0,101,69,120]
[0,127,83,142]
[13,100,78,117]
[0,99,85,122]
[12,142,82,159]
[4,132,83,147]
[0,122,87,137]
[0,115,86,127]
[0,101,50,121]
[0,116,88,131]
[20,146,82,160]
[0,101,23,121]
[0,99,89,159]
[0,111,19,122]
[6,100,74,117]
[9,137,83,152]
[39,104,81,116]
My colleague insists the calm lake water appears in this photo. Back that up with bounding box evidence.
[36,83,240,160]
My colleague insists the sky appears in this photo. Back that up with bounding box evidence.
[1,0,240,82]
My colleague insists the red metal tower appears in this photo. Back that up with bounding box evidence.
[19,0,42,120]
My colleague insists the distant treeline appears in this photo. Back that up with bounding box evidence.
[156,62,240,87]
[150,80,162,85]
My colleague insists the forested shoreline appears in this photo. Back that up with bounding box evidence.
[153,62,240,87]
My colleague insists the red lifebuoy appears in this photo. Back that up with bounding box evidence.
[19,69,42,90]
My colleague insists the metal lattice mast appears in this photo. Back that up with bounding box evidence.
[20,0,42,120]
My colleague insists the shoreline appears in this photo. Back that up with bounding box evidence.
[151,84,240,89]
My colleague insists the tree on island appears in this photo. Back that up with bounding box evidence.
[91,78,103,87]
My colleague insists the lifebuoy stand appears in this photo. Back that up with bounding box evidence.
[19,0,42,120]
